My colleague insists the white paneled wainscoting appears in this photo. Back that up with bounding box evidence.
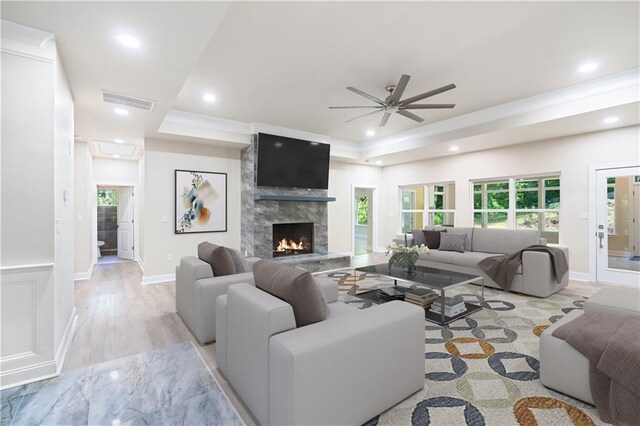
[0,264,77,389]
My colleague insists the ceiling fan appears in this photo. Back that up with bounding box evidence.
[329,74,456,127]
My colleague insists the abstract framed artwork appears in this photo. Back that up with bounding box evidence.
[175,170,227,234]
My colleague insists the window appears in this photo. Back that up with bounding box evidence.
[97,189,118,206]
[473,175,561,243]
[400,183,455,232]
[356,196,368,225]
[473,181,509,229]
[607,177,616,235]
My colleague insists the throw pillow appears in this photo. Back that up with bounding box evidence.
[423,229,447,249]
[253,260,327,327]
[197,241,218,271]
[439,233,466,253]
[197,242,236,276]
[411,229,426,246]
[226,248,250,273]
[210,246,237,276]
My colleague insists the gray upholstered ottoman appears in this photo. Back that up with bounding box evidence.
[540,287,640,404]
[584,287,640,316]
[539,310,593,404]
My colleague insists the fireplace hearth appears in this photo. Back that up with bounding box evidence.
[273,222,313,257]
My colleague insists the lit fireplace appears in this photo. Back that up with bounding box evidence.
[272,222,313,257]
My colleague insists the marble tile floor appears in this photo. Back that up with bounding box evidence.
[1,342,242,426]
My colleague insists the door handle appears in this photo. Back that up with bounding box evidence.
[597,231,605,249]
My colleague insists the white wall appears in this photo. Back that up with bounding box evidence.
[52,44,75,358]
[92,157,139,184]
[328,162,382,254]
[1,23,75,388]
[380,126,640,274]
[74,142,92,277]
[141,139,241,281]
[1,44,54,267]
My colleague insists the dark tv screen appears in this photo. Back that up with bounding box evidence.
[256,133,330,189]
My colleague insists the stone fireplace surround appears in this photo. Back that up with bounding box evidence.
[240,136,350,272]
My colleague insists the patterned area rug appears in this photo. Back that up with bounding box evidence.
[1,343,242,426]
[319,269,604,426]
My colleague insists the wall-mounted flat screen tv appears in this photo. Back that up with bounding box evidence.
[256,133,330,189]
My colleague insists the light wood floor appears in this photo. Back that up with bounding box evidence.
[66,260,257,425]
[66,253,602,426]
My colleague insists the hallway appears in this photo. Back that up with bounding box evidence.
[62,261,256,424]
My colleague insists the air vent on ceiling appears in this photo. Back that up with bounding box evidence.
[102,90,155,111]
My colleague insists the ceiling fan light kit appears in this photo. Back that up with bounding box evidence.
[329,74,456,127]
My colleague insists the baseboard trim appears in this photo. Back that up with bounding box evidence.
[141,273,175,285]
[55,308,77,374]
[569,271,591,282]
[136,259,145,273]
[339,251,354,257]
[0,361,58,390]
[608,250,632,258]
[74,261,94,281]
[374,247,388,253]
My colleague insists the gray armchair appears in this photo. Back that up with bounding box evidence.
[176,256,260,345]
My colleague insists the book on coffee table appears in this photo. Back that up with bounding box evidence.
[430,298,466,316]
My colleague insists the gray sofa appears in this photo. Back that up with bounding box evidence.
[395,227,569,298]
[176,254,261,345]
[216,282,425,425]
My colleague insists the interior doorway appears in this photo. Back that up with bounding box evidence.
[353,187,374,255]
[97,185,135,264]
[594,166,640,286]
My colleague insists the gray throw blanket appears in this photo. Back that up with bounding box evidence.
[552,312,640,425]
[476,245,568,291]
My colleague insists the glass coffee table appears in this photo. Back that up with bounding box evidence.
[354,264,484,325]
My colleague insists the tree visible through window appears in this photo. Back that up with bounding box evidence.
[357,196,368,225]
[473,176,561,243]
[97,189,119,206]
[607,177,616,235]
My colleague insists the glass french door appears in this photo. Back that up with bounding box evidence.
[595,167,640,286]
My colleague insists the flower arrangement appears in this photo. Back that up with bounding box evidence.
[387,241,429,273]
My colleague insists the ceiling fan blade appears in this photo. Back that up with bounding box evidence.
[397,109,424,123]
[329,106,382,109]
[400,83,456,105]
[345,108,384,123]
[379,111,393,127]
[346,87,386,106]
[385,74,411,104]
[401,103,456,109]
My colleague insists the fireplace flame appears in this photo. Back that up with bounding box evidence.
[276,238,305,252]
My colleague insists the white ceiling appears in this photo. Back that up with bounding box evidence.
[174,1,639,142]
[1,1,231,156]
[2,1,639,164]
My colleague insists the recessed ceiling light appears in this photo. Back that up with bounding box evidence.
[117,34,141,49]
[449,146,459,152]
[603,116,619,124]
[366,130,375,137]
[112,154,121,159]
[114,138,124,144]
[114,108,128,116]
[203,93,216,103]
[375,160,383,165]
[578,62,598,73]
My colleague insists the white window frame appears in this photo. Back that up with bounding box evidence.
[473,180,510,228]
[514,177,560,238]
[472,174,561,242]
[400,182,456,232]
